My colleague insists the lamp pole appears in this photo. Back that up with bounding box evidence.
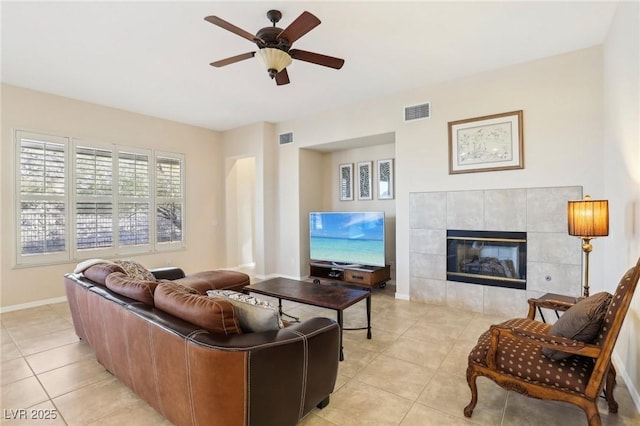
[581,237,593,297]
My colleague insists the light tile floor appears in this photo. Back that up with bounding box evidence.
[1,283,638,425]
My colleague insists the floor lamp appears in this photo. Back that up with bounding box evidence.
[567,195,609,298]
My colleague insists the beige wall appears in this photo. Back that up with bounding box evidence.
[603,1,640,408]
[1,84,226,308]
[221,122,279,279]
[296,144,397,279]
[323,144,397,277]
[276,46,605,296]
[267,43,638,401]
[2,2,637,405]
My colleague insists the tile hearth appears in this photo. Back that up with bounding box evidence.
[409,186,585,317]
[1,283,638,425]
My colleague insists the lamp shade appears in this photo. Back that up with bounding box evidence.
[567,195,609,237]
[257,48,292,74]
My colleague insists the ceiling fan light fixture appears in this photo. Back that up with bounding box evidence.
[258,47,292,78]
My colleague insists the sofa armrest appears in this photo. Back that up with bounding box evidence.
[189,317,340,425]
[150,266,185,281]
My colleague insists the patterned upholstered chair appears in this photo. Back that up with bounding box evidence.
[464,257,640,426]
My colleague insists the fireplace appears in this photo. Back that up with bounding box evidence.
[446,230,527,290]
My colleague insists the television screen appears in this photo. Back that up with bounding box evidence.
[309,212,385,267]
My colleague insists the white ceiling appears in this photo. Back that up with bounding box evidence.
[1,1,618,131]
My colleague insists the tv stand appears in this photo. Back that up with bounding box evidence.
[310,261,391,289]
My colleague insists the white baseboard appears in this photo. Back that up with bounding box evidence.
[395,292,410,300]
[612,351,640,413]
[1,296,67,313]
[253,273,299,281]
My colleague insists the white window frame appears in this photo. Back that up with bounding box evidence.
[71,139,117,259]
[15,131,71,266]
[155,151,186,251]
[114,145,154,256]
[14,130,186,267]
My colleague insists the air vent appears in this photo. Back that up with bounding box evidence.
[404,102,431,122]
[279,132,294,145]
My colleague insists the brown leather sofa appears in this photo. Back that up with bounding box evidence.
[64,265,340,426]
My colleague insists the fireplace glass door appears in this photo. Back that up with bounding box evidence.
[446,230,527,290]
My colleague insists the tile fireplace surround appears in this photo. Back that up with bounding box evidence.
[409,186,582,318]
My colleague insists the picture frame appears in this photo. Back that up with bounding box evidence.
[448,110,524,174]
[357,161,373,200]
[339,163,354,201]
[377,159,394,200]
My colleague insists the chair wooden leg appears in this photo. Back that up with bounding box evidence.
[584,402,602,426]
[605,364,618,413]
[463,366,479,418]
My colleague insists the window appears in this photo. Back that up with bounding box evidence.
[75,145,113,250]
[16,131,69,265]
[15,130,185,266]
[156,154,184,246]
[118,150,151,249]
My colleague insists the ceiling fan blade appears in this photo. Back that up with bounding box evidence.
[204,16,264,44]
[277,11,321,44]
[210,52,256,67]
[289,49,344,69]
[275,68,290,86]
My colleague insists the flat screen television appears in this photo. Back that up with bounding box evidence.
[309,211,385,267]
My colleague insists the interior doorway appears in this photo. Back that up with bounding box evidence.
[225,157,256,270]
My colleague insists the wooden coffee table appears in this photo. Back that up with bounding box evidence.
[244,277,371,361]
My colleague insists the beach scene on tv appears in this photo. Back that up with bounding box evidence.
[309,212,385,267]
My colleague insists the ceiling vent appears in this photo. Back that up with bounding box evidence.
[404,102,431,122]
[279,132,294,145]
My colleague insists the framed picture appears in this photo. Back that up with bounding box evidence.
[448,110,524,174]
[357,161,373,200]
[377,159,394,200]
[339,163,353,201]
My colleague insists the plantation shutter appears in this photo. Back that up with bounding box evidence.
[75,146,114,250]
[156,154,184,245]
[17,132,68,261]
[118,150,150,247]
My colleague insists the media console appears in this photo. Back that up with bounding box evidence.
[309,261,391,289]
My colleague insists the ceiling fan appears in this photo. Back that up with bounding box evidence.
[205,9,345,86]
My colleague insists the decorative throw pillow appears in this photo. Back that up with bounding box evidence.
[113,259,156,281]
[543,291,612,361]
[207,289,283,332]
[83,263,126,286]
[105,272,159,306]
[74,258,111,274]
[155,282,242,336]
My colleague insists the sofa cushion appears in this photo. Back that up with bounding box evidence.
[113,259,156,281]
[105,272,158,306]
[207,289,283,333]
[83,263,126,286]
[74,258,112,273]
[543,291,612,361]
[155,282,242,335]
[469,318,593,393]
[176,270,250,294]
